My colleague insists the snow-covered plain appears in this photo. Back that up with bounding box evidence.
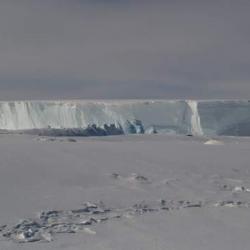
[1,133,250,250]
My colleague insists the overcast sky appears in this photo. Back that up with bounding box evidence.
[0,0,249,100]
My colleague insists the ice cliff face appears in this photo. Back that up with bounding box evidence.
[198,100,250,136]
[0,100,249,136]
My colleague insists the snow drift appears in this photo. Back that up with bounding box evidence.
[0,100,249,136]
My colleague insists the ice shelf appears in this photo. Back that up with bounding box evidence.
[0,100,249,136]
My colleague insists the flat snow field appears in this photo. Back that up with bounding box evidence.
[0,134,250,250]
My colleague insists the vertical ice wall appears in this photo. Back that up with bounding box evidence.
[0,100,191,134]
[198,100,250,136]
[187,100,204,136]
[0,100,249,136]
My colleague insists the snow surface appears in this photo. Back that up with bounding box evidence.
[0,99,250,136]
[1,99,250,249]
[1,134,250,249]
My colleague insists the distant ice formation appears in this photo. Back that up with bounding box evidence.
[0,100,249,136]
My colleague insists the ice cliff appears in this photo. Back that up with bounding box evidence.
[0,100,249,136]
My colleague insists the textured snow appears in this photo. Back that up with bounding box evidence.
[1,134,250,250]
[0,100,249,136]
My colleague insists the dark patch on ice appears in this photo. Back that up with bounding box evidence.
[215,179,250,193]
[110,173,151,184]
[129,173,150,183]
[18,124,125,137]
[213,200,249,208]
[132,202,158,215]
[110,173,121,179]
[0,225,6,232]
[37,137,77,143]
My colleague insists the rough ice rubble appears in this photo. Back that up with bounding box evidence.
[3,171,250,244]
[2,199,250,243]
[0,100,250,136]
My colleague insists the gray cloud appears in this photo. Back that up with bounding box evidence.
[0,0,249,99]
